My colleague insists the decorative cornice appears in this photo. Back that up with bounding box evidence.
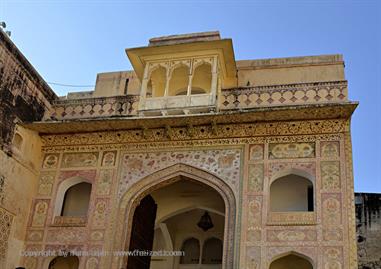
[39,119,348,148]
[26,102,357,134]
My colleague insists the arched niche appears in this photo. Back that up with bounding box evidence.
[270,173,314,212]
[192,62,212,94]
[112,163,236,269]
[147,65,167,97]
[168,64,190,96]
[53,177,92,218]
[61,182,92,216]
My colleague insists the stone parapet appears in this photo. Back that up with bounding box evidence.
[43,95,139,120]
[220,80,348,110]
[42,81,348,121]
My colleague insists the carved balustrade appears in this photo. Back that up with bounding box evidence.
[219,81,348,110]
[42,81,348,121]
[43,95,139,120]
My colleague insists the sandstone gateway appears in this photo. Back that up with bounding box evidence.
[0,30,358,269]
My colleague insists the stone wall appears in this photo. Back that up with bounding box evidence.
[0,29,56,268]
[356,193,381,269]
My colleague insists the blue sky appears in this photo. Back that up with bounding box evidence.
[1,0,380,192]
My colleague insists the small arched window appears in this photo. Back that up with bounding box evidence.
[270,174,314,212]
[202,237,223,264]
[180,237,200,264]
[61,182,92,216]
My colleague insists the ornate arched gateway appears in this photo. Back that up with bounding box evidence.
[112,164,237,269]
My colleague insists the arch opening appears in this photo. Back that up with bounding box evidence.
[192,62,212,94]
[269,253,313,269]
[270,174,314,212]
[147,66,167,97]
[61,182,92,216]
[115,164,236,269]
[125,175,227,269]
[168,65,190,96]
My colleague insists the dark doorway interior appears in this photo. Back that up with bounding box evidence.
[127,194,157,269]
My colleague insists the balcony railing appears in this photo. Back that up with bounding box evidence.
[43,95,139,121]
[42,81,347,121]
[139,93,216,115]
[219,81,347,110]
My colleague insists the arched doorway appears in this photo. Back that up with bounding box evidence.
[269,253,313,269]
[48,256,79,269]
[128,178,225,269]
[114,164,236,269]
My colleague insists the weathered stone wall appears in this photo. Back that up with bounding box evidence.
[0,29,56,268]
[356,193,381,269]
[0,30,55,150]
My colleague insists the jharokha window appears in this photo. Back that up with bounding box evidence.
[61,182,92,216]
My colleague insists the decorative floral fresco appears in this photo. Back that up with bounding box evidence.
[0,208,13,260]
[266,229,317,242]
[321,161,341,191]
[249,144,264,160]
[269,142,315,159]
[42,154,59,169]
[37,171,56,196]
[61,152,99,168]
[31,200,49,227]
[321,141,340,158]
[118,149,241,198]
[96,170,114,196]
[248,164,264,192]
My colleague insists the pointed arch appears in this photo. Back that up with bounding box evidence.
[270,167,315,185]
[269,251,314,269]
[168,64,190,96]
[155,205,224,225]
[147,65,167,97]
[112,163,236,269]
[192,61,212,94]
